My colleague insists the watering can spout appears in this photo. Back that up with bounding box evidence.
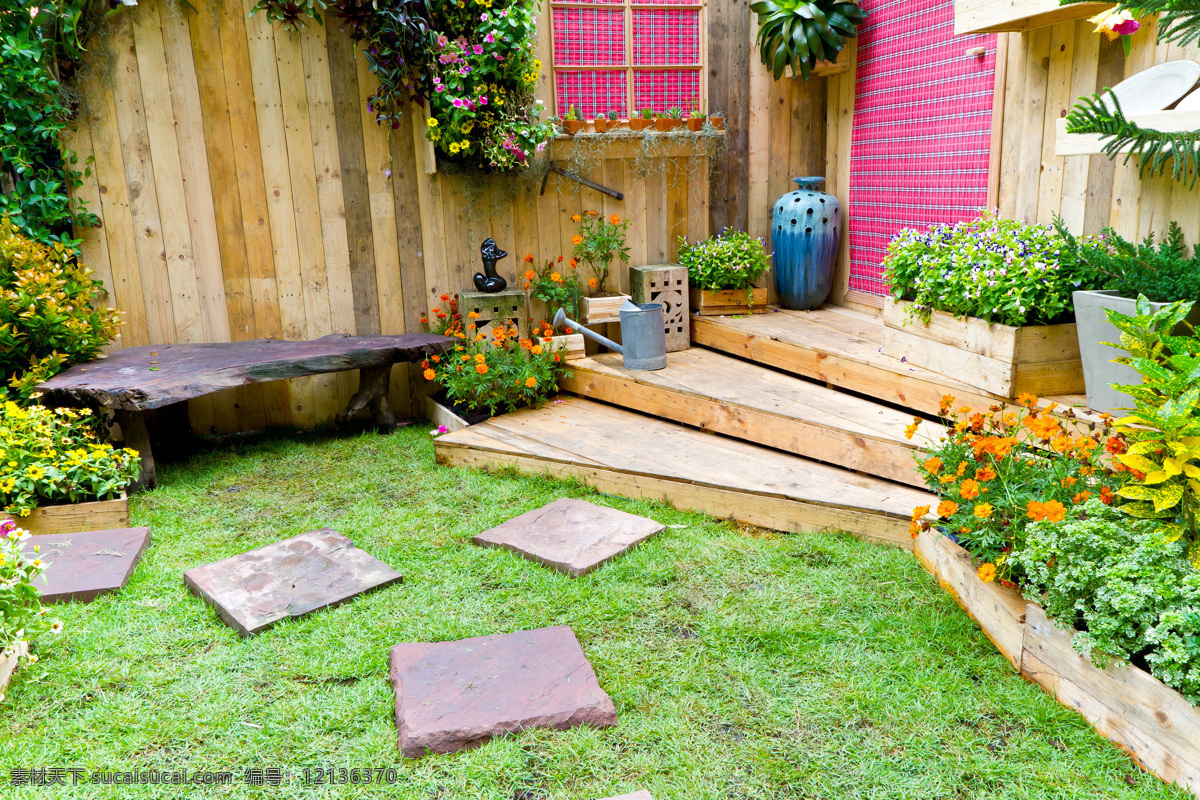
[553,307,623,355]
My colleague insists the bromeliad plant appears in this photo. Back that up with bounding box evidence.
[883,213,1106,328]
[421,319,568,416]
[1102,298,1200,561]
[1,517,62,694]
[0,402,141,518]
[909,393,1129,583]
[678,228,770,291]
[522,254,582,323]
[571,211,630,295]
[751,0,864,80]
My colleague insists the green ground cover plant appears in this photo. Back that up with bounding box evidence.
[0,427,1188,799]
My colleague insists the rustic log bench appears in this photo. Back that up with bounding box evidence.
[37,333,455,490]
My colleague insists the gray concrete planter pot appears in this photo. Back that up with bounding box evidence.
[1073,290,1200,413]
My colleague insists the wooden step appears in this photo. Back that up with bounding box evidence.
[560,350,941,488]
[691,306,1089,418]
[433,398,934,549]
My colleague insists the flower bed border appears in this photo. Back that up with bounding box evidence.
[881,298,1084,398]
[20,496,129,536]
[916,529,1200,797]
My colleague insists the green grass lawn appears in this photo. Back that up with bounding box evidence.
[1,426,1190,799]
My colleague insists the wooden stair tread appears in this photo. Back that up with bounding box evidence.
[692,307,1090,418]
[561,350,941,487]
[434,398,934,548]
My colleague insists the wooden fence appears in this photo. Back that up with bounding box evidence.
[65,0,826,433]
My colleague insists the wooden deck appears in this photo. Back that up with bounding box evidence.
[691,306,1089,416]
[560,350,941,488]
[433,398,933,549]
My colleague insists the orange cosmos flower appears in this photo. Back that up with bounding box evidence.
[904,418,920,440]
[571,214,582,222]
[525,270,536,281]
[609,214,620,225]
[909,521,921,539]
[523,254,534,263]
[975,466,996,481]
[956,461,968,477]
[977,563,997,583]
[1100,485,1115,505]
[974,503,993,519]
[939,394,956,414]
[572,234,584,245]
[911,505,931,521]
[587,210,598,216]
[1073,491,1091,504]
[960,479,981,500]
[588,278,598,289]
[1024,415,1062,440]
[569,258,578,269]
[440,293,450,302]
[1016,392,1038,409]
[1042,500,1066,522]
[525,376,537,388]
[551,272,562,283]
[923,456,943,475]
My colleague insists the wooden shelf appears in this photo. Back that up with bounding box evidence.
[955,0,1109,35]
[1055,110,1200,156]
[549,129,725,159]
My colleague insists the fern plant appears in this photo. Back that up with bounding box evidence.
[751,0,864,80]
[1054,214,1200,302]
[1064,91,1200,188]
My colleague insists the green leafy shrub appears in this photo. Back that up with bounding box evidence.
[572,210,630,295]
[751,0,864,80]
[678,228,770,291]
[522,254,582,324]
[1056,217,1200,303]
[883,213,1105,327]
[1,517,63,689]
[1,401,141,517]
[0,217,123,400]
[1011,500,1200,702]
[421,320,569,416]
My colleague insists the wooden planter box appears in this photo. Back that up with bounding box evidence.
[690,287,769,316]
[882,298,1084,399]
[424,395,477,434]
[548,333,586,361]
[0,641,28,696]
[19,495,130,536]
[954,0,1108,35]
[581,294,631,325]
[917,529,1200,796]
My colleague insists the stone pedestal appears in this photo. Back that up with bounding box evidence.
[460,289,527,337]
[629,265,688,351]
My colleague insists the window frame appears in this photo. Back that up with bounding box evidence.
[546,0,709,122]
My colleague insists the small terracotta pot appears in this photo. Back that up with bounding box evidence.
[562,120,587,135]
[687,118,704,131]
[709,116,725,131]
[593,119,608,133]
[629,118,655,131]
[655,118,684,131]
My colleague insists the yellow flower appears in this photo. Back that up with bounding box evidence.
[974,503,993,519]
[427,117,438,127]
[977,563,996,583]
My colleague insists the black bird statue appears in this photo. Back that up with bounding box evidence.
[474,238,509,293]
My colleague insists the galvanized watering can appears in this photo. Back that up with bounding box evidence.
[553,300,667,370]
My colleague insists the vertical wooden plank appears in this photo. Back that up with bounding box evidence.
[723,3,751,232]
[391,110,430,336]
[109,11,175,346]
[688,155,711,245]
[63,124,116,324]
[766,75,791,222]
[746,21,772,248]
[666,160,688,263]
[1107,17,1156,238]
[623,161,649,271]
[1057,21,1099,231]
[997,32,1028,221]
[241,0,314,426]
[986,33,1009,212]
[1082,34,1123,235]
[791,77,826,183]
[706,0,729,232]
[827,48,856,305]
[645,171,669,264]
[1035,22,1076,225]
[87,85,150,347]
[1014,26,1052,224]
[327,24,381,336]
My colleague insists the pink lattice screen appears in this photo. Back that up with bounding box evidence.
[846,0,996,296]
[552,0,703,118]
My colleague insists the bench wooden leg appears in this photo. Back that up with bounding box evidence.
[342,365,397,431]
[115,410,158,491]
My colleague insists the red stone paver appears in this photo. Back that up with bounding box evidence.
[23,527,152,603]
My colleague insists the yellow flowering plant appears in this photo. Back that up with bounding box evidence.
[0,217,123,401]
[0,401,141,517]
[909,393,1128,583]
[421,319,569,416]
[0,517,63,693]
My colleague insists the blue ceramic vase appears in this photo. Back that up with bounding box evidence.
[771,176,841,310]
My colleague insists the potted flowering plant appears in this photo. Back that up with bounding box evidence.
[678,228,771,315]
[881,213,1105,399]
[1,402,140,534]
[1,517,63,701]
[424,6,555,171]
[572,211,633,324]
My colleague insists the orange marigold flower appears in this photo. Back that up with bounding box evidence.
[460,355,470,362]
[525,376,537,388]
[571,214,582,222]
[960,479,981,500]
[939,474,956,484]
[569,258,578,269]
[475,363,489,375]
[468,311,480,319]
[531,345,543,355]
[1100,485,1115,505]
[936,500,959,518]
[588,278,598,289]
[911,505,931,521]
[1073,491,1091,504]
[551,272,562,283]
[422,368,436,380]
[474,353,486,363]
[525,270,536,281]
[923,456,943,474]
[524,254,534,263]
[977,563,997,583]
[976,466,996,481]
[974,503,993,519]
[956,461,968,477]
[1042,500,1066,522]
[609,214,620,225]
[572,234,583,245]
[440,293,449,302]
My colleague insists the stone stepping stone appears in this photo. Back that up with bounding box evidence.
[184,528,401,636]
[22,527,152,603]
[598,792,653,800]
[474,498,664,576]
[389,624,617,758]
